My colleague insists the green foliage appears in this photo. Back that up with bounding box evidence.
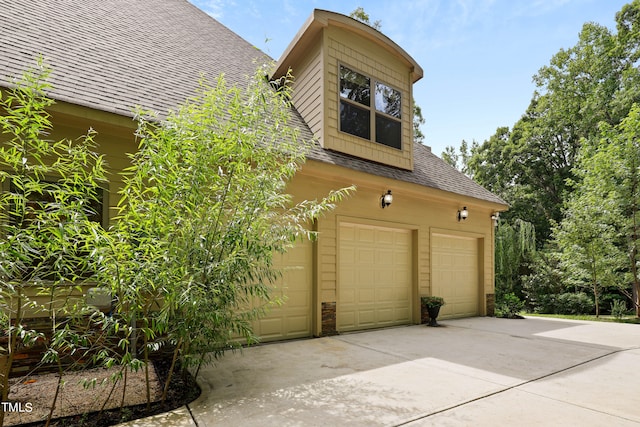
[421,296,445,308]
[522,250,565,313]
[96,64,353,392]
[495,219,536,301]
[413,102,425,144]
[554,293,595,315]
[552,173,627,316]
[454,3,640,244]
[349,7,382,30]
[495,293,524,319]
[553,103,640,317]
[611,299,628,319]
[0,57,108,424]
[443,2,640,319]
[1,59,353,417]
[441,139,477,176]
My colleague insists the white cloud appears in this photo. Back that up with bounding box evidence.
[190,0,231,19]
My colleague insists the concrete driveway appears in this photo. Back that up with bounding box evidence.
[120,317,640,426]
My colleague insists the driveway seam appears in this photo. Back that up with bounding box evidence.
[391,347,633,426]
[186,403,199,427]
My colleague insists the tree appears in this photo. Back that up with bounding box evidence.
[413,103,426,144]
[572,104,640,316]
[98,64,354,391]
[494,219,536,301]
[458,3,640,244]
[349,6,381,30]
[553,188,625,316]
[1,59,354,420]
[0,59,108,425]
[441,139,476,177]
[444,2,640,316]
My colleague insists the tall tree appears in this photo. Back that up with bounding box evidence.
[495,219,536,300]
[349,6,382,30]
[100,65,354,385]
[460,2,640,243]
[0,60,108,423]
[553,185,625,317]
[442,139,476,177]
[569,104,640,316]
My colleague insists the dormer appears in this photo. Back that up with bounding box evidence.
[273,9,423,171]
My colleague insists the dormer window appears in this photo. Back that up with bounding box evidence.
[339,65,402,149]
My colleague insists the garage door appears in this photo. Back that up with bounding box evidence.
[254,238,313,341]
[431,233,480,318]
[338,222,412,332]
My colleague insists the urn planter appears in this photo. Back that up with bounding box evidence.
[421,296,445,327]
[427,305,441,326]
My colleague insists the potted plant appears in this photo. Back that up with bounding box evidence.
[421,296,445,327]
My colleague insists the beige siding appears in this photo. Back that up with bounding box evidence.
[323,26,414,170]
[49,109,138,227]
[289,162,497,335]
[291,43,324,141]
[253,237,314,341]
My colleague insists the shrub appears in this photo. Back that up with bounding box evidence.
[554,292,594,315]
[495,293,524,318]
[611,299,628,319]
[521,251,565,313]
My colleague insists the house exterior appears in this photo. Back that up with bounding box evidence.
[0,1,507,341]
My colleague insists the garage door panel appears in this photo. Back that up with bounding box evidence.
[432,234,479,319]
[340,288,356,304]
[358,288,375,303]
[253,238,313,341]
[358,309,376,324]
[358,228,375,243]
[338,223,413,332]
[377,308,393,322]
[358,248,375,264]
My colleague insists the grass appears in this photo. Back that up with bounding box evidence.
[525,312,640,324]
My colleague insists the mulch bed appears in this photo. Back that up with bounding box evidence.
[14,359,201,427]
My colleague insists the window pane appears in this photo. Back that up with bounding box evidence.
[375,82,401,118]
[375,114,401,149]
[340,65,370,107]
[341,100,370,139]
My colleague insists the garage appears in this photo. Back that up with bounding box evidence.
[431,233,480,318]
[338,222,413,332]
[254,238,313,341]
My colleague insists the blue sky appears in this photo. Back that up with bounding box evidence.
[189,0,629,157]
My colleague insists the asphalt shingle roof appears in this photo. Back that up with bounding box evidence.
[0,0,265,117]
[0,0,506,206]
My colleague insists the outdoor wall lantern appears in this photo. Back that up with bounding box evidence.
[381,190,393,209]
[457,206,469,221]
[491,212,500,227]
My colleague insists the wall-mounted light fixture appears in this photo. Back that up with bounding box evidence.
[381,190,393,209]
[491,212,500,227]
[457,206,469,221]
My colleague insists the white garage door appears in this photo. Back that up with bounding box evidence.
[254,238,313,341]
[338,222,412,332]
[431,233,480,318]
